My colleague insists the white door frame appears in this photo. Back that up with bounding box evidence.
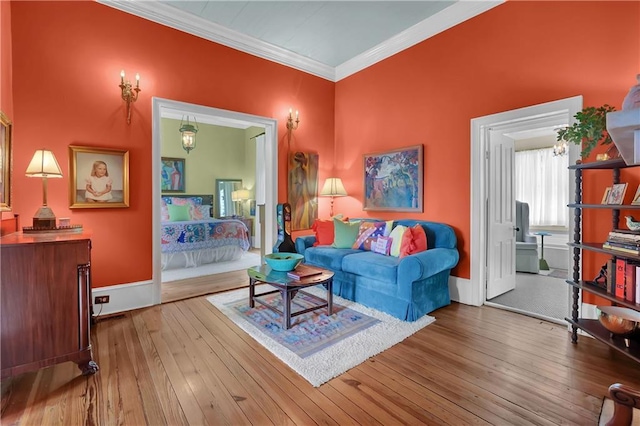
[469,96,583,306]
[150,97,278,305]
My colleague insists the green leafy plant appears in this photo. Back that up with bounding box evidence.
[556,105,616,158]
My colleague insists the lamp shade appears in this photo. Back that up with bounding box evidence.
[232,189,250,201]
[320,178,347,197]
[25,150,63,177]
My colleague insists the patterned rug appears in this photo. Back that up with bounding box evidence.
[226,291,380,358]
[208,285,435,387]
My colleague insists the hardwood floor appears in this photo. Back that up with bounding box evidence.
[2,296,639,425]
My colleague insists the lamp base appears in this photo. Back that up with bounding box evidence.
[32,206,57,230]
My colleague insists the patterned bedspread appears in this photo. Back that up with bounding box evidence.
[161,219,250,253]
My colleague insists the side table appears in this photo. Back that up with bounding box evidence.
[534,231,551,271]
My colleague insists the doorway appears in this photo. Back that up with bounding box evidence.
[150,98,278,306]
[470,96,583,322]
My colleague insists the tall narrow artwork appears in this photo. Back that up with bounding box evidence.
[363,145,423,212]
[288,151,318,230]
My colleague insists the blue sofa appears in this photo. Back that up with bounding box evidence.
[295,220,459,321]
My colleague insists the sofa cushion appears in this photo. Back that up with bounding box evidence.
[389,225,408,257]
[352,221,388,251]
[312,219,335,246]
[342,251,399,283]
[332,219,361,248]
[304,246,360,271]
[400,224,428,258]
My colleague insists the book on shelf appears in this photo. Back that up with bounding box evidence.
[606,258,614,294]
[602,243,640,255]
[616,258,626,299]
[605,240,640,249]
[287,264,324,280]
[625,261,637,302]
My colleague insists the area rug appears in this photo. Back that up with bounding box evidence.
[207,285,435,387]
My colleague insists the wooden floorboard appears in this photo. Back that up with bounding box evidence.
[3,294,640,425]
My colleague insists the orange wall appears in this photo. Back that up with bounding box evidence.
[0,1,12,118]
[335,1,640,281]
[10,1,335,287]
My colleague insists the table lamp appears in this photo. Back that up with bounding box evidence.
[231,189,250,217]
[25,149,63,229]
[320,177,347,217]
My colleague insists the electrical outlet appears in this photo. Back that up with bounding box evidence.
[94,295,110,304]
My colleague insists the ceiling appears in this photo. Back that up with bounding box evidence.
[101,0,503,82]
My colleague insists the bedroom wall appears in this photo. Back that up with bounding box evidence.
[160,119,253,198]
[334,1,640,287]
[9,1,335,288]
[0,0,11,119]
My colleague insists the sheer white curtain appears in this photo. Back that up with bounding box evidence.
[515,147,569,227]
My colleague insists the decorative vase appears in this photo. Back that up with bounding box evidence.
[622,74,640,110]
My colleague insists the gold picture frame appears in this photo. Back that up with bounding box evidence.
[69,145,130,208]
[606,183,627,205]
[0,111,12,211]
[632,185,640,206]
[601,187,611,204]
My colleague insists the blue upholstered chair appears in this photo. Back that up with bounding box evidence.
[516,200,540,273]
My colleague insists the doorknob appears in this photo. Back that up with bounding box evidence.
[513,227,520,231]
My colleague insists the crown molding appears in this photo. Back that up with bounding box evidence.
[99,0,503,83]
[335,1,504,81]
[98,0,336,81]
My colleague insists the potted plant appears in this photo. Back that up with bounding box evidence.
[556,105,617,159]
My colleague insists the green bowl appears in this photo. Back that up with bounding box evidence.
[264,253,304,272]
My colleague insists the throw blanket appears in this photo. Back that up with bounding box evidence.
[161,219,250,253]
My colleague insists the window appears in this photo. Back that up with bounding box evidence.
[515,147,569,228]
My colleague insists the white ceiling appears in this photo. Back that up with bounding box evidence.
[100,0,503,82]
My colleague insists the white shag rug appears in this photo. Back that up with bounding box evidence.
[162,252,261,282]
[207,285,435,387]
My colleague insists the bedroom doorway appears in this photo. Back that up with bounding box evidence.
[150,98,278,305]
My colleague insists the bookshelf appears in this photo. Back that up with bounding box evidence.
[567,157,640,362]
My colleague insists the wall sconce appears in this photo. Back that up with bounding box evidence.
[286,108,300,147]
[553,141,568,157]
[232,189,251,217]
[180,116,199,154]
[320,177,347,217]
[25,149,63,229]
[119,70,141,125]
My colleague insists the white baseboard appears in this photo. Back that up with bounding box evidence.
[449,275,480,306]
[91,280,155,317]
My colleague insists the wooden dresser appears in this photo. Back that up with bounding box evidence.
[0,231,98,378]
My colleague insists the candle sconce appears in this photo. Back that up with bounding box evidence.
[119,70,141,125]
[286,108,299,147]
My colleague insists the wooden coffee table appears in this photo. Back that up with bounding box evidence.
[247,265,334,329]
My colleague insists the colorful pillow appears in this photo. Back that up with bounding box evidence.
[167,204,190,222]
[312,219,335,246]
[161,205,170,222]
[383,220,394,237]
[352,221,388,251]
[332,219,361,249]
[372,236,393,255]
[197,205,212,219]
[389,225,408,257]
[399,224,428,258]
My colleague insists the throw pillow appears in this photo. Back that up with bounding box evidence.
[312,219,335,246]
[332,219,361,249]
[383,220,394,237]
[389,225,408,257]
[161,205,170,222]
[167,204,191,222]
[399,224,428,258]
[372,236,393,255]
[352,221,388,251]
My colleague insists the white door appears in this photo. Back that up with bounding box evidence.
[486,129,517,299]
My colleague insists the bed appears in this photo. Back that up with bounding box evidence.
[161,194,250,270]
